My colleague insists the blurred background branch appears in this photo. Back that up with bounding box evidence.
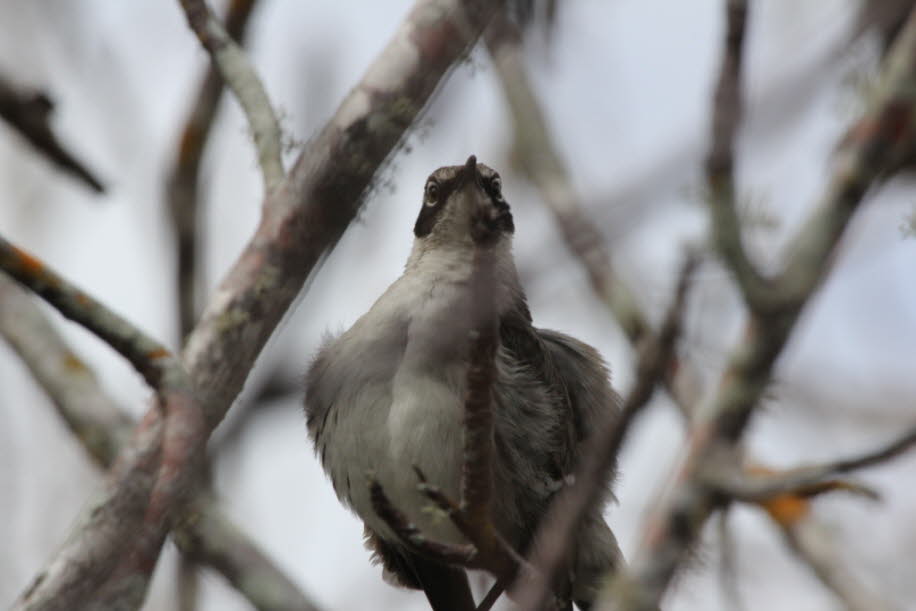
[0,74,104,193]
[600,4,916,609]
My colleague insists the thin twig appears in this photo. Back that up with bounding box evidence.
[169,0,261,340]
[704,0,771,307]
[369,480,478,565]
[703,424,916,502]
[178,0,284,191]
[0,74,104,193]
[597,7,916,609]
[414,469,527,574]
[515,254,697,610]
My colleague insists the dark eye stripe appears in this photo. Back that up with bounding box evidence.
[413,173,462,237]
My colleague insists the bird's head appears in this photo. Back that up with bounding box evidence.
[413,155,514,248]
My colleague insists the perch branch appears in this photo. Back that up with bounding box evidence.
[369,480,478,565]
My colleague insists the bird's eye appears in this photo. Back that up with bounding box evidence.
[490,175,502,196]
[425,181,439,206]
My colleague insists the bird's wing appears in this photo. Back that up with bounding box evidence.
[535,328,621,441]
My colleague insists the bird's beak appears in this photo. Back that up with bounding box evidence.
[464,154,477,176]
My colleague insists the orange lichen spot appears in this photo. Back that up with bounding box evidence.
[62,352,87,372]
[14,248,44,275]
[147,347,171,360]
[762,493,809,527]
[75,292,91,306]
[746,464,810,527]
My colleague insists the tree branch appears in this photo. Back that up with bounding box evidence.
[779,516,892,611]
[0,271,318,611]
[0,236,187,393]
[169,0,262,340]
[369,480,478,565]
[0,241,204,611]
[704,0,771,307]
[596,7,916,609]
[484,13,706,423]
[182,0,503,432]
[0,271,132,465]
[178,0,284,191]
[484,14,649,344]
[0,74,104,193]
[703,422,916,503]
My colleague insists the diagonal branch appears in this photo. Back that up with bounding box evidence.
[515,253,697,611]
[462,247,499,531]
[0,74,104,193]
[15,1,505,608]
[597,7,916,610]
[178,0,284,191]
[181,0,504,432]
[0,236,186,392]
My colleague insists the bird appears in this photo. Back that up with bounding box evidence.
[305,155,623,610]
